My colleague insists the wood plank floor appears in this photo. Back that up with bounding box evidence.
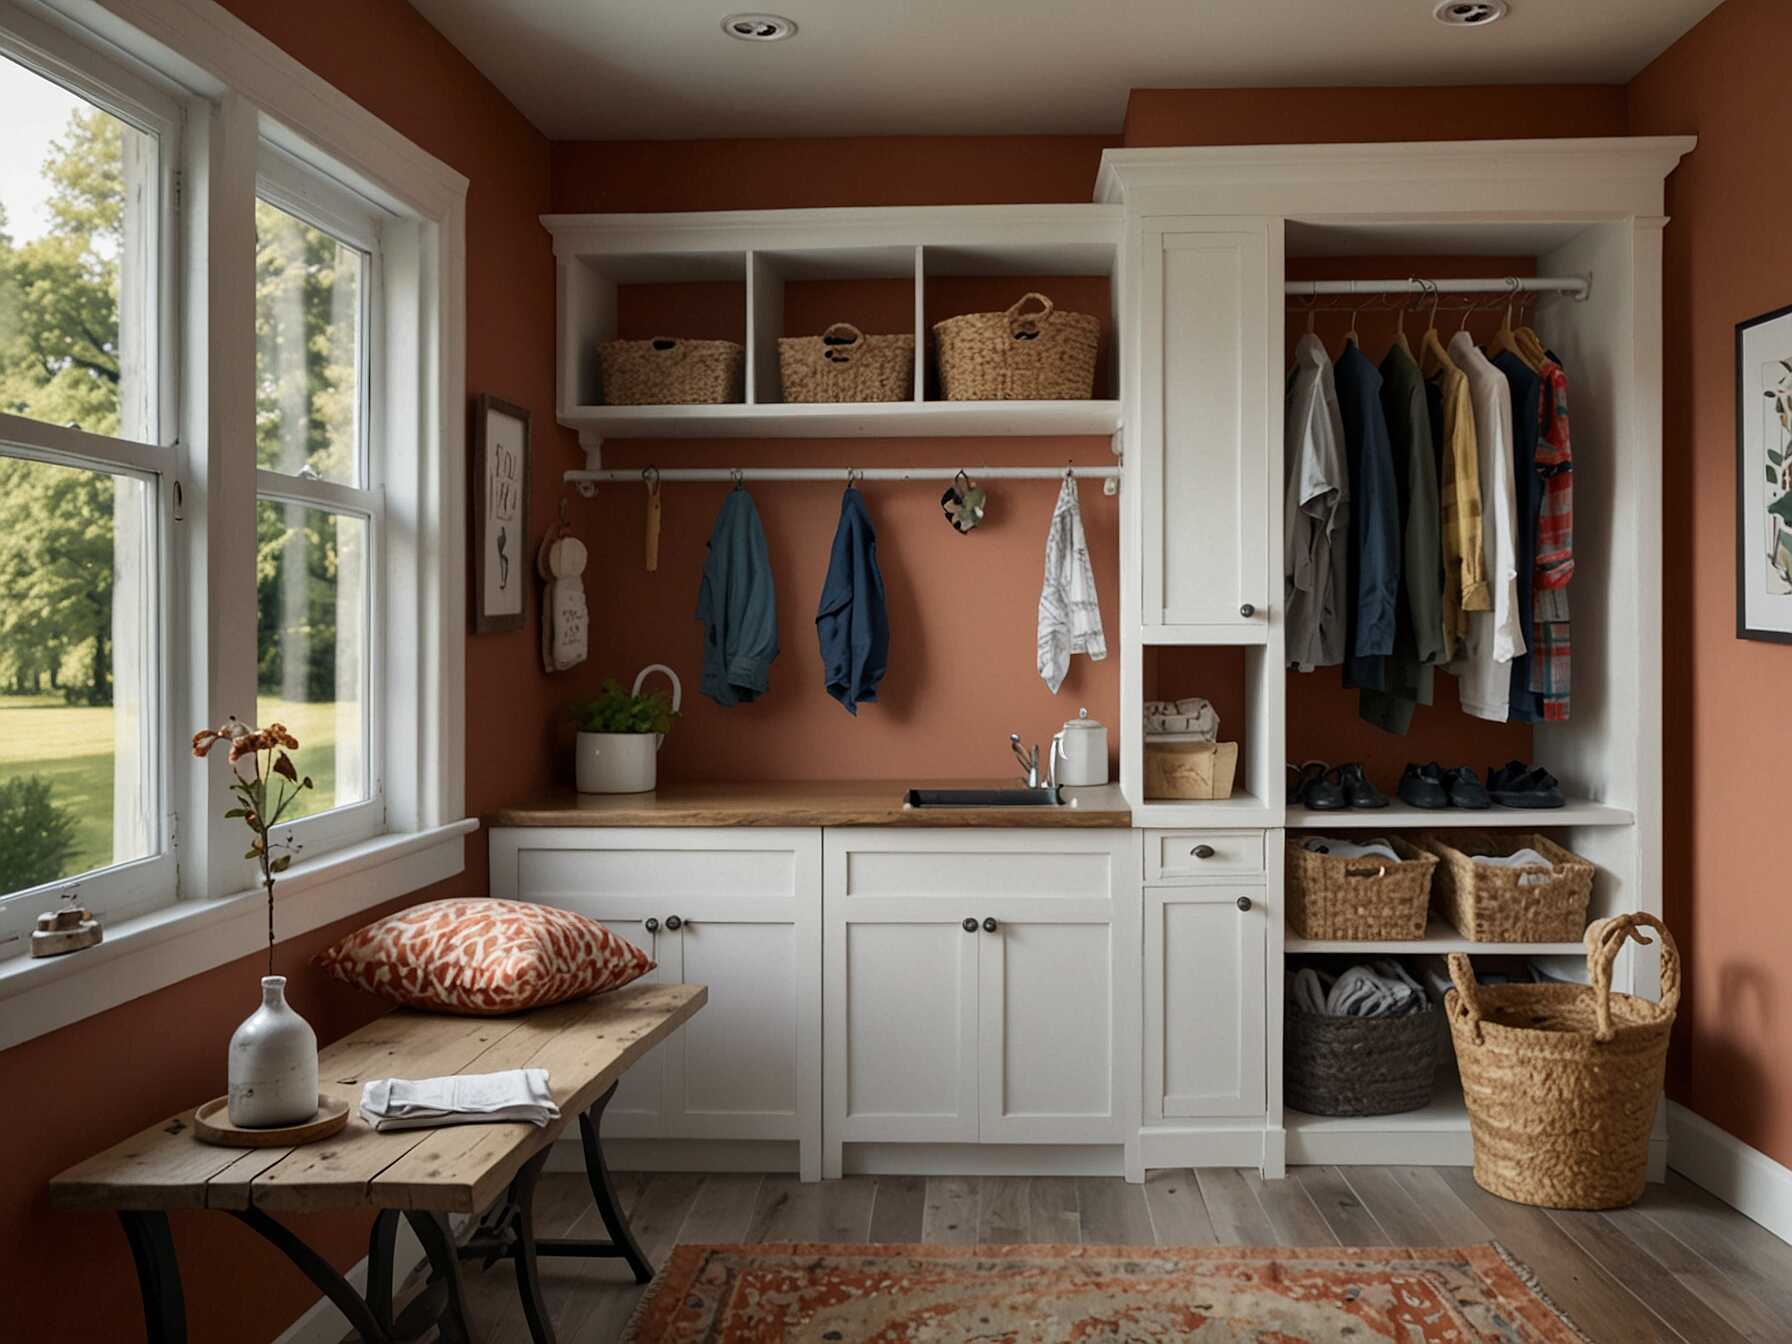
[366,1168,1792,1344]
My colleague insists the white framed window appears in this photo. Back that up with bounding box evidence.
[0,19,183,954]
[0,0,469,1045]
[251,147,386,857]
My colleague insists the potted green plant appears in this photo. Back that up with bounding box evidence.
[571,664,682,793]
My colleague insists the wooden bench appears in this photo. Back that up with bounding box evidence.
[51,981,706,1344]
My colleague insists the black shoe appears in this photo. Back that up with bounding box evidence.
[1443,766,1492,809]
[1398,762,1450,809]
[1299,761,1347,810]
[1487,761,1566,808]
[1338,763,1389,809]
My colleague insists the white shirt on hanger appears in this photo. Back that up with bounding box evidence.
[1446,330,1525,721]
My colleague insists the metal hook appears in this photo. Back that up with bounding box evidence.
[1422,279,1441,333]
[642,465,660,489]
[845,467,862,487]
[1457,296,1477,333]
[731,467,744,489]
[558,495,569,526]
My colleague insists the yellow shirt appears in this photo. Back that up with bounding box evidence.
[1420,330,1490,658]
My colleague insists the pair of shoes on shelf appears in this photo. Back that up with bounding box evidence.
[1398,762,1490,810]
[1289,760,1388,810]
[1487,760,1566,808]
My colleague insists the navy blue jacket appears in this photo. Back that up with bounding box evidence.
[695,489,779,706]
[1335,341,1401,692]
[815,487,889,715]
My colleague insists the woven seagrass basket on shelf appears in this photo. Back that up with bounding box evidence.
[598,337,744,406]
[1417,832,1594,943]
[1285,1000,1441,1117]
[1446,912,1679,1210]
[778,323,915,403]
[932,291,1100,401]
[1285,836,1438,941]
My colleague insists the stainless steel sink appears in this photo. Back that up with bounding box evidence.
[904,787,1062,808]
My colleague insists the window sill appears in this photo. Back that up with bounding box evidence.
[0,819,477,1053]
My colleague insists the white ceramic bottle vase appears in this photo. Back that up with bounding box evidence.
[227,975,320,1128]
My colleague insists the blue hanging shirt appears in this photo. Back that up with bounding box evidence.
[815,487,889,715]
[695,489,779,706]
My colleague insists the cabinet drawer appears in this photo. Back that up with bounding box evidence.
[1146,830,1264,880]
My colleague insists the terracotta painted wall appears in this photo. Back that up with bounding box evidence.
[0,2,572,1340]
[1628,0,1792,1168]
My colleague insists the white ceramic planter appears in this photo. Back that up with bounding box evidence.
[227,976,320,1128]
[576,663,681,794]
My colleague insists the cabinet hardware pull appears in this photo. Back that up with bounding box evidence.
[1239,602,1256,618]
[664,915,683,931]
[1191,844,1216,859]
[1235,896,1253,912]
[982,917,1000,933]
[962,917,978,932]
[644,917,660,933]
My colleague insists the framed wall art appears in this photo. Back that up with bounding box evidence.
[472,394,530,633]
[1737,303,1792,642]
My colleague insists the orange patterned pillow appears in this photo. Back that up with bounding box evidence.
[316,898,654,1016]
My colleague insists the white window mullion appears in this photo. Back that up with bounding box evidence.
[180,91,262,902]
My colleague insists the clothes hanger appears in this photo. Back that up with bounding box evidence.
[1345,299,1362,347]
[1390,289,1414,360]
[1486,278,1540,370]
[1515,291,1552,368]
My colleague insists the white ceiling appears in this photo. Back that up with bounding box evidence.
[407,0,1722,142]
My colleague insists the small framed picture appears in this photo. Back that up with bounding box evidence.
[1737,303,1792,642]
[472,394,530,633]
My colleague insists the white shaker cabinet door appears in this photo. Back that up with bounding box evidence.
[1137,218,1274,632]
[1145,883,1267,1119]
[978,907,1121,1142]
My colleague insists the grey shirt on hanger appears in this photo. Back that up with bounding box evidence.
[1284,333,1350,671]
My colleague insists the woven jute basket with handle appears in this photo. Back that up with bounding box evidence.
[932,291,1100,401]
[599,337,744,406]
[1285,836,1438,940]
[1446,912,1679,1210]
[778,323,915,403]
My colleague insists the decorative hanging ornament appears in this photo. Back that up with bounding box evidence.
[940,470,987,534]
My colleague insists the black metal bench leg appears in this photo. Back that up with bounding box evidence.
[406,1210,474,1344]
[231,1206,393,1343]
[365,1209,400,1334]
[576,1083,653,1283]
[119,1211,188,1344]
[508,1148,557,1344]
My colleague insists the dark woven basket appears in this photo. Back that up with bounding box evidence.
[1285,1001,1441,1117]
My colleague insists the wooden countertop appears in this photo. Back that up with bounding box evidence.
[487,780,1132,829]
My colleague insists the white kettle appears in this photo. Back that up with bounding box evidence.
[1051,708,1109,788]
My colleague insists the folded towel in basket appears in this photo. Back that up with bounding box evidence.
[360,1068,560,1132]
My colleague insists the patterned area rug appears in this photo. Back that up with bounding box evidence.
[622,1242,1588,1343]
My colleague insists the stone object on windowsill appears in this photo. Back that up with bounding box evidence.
[32,901,103,958]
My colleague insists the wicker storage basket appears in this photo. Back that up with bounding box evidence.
[1419,832,1594,943]
[598,337,744,406]
[778,324,915,403]
[1285,1001,1441,1117]
[1143,739,1237,800]
[1447,912,1680,1209]
[1285,836,1439,941]
[933,292,1100,401]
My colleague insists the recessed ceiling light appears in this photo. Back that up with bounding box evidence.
[1433,0,1509,26]
[722,13,798,42]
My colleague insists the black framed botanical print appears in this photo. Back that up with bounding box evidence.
[472,394,530,634]
[1738,304,1792,642]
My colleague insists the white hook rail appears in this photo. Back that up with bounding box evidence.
[565,466,1117,485]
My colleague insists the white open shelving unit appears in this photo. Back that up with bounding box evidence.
[541,206,1125,464]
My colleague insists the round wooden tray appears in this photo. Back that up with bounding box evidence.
[193,1094,350,1148]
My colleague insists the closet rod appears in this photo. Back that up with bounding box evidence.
[1283,276,1589,298]
[564,466,1118,484]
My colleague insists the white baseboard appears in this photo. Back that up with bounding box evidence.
[1667,1101,1792,1246]
[271,1219,428,1344]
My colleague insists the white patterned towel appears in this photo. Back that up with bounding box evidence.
[1037,475,1107,693]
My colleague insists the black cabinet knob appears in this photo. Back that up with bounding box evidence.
[963,917,979,932]
[644,917,660,933]
[1191,844,1216,859]
[664,915,683,931]
[982,917,1000,933]
[1239,602,1256,618]
[1236,896,1253,912]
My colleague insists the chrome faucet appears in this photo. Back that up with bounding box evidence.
[1010,733,1051,789]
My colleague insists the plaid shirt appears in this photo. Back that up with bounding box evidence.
[1530,358,1573,719]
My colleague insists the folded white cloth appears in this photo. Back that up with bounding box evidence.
[1142,697,1218,740]
[360,1068,560,1132]
[1299,836,1399,863]
[1473,847,1554,887]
